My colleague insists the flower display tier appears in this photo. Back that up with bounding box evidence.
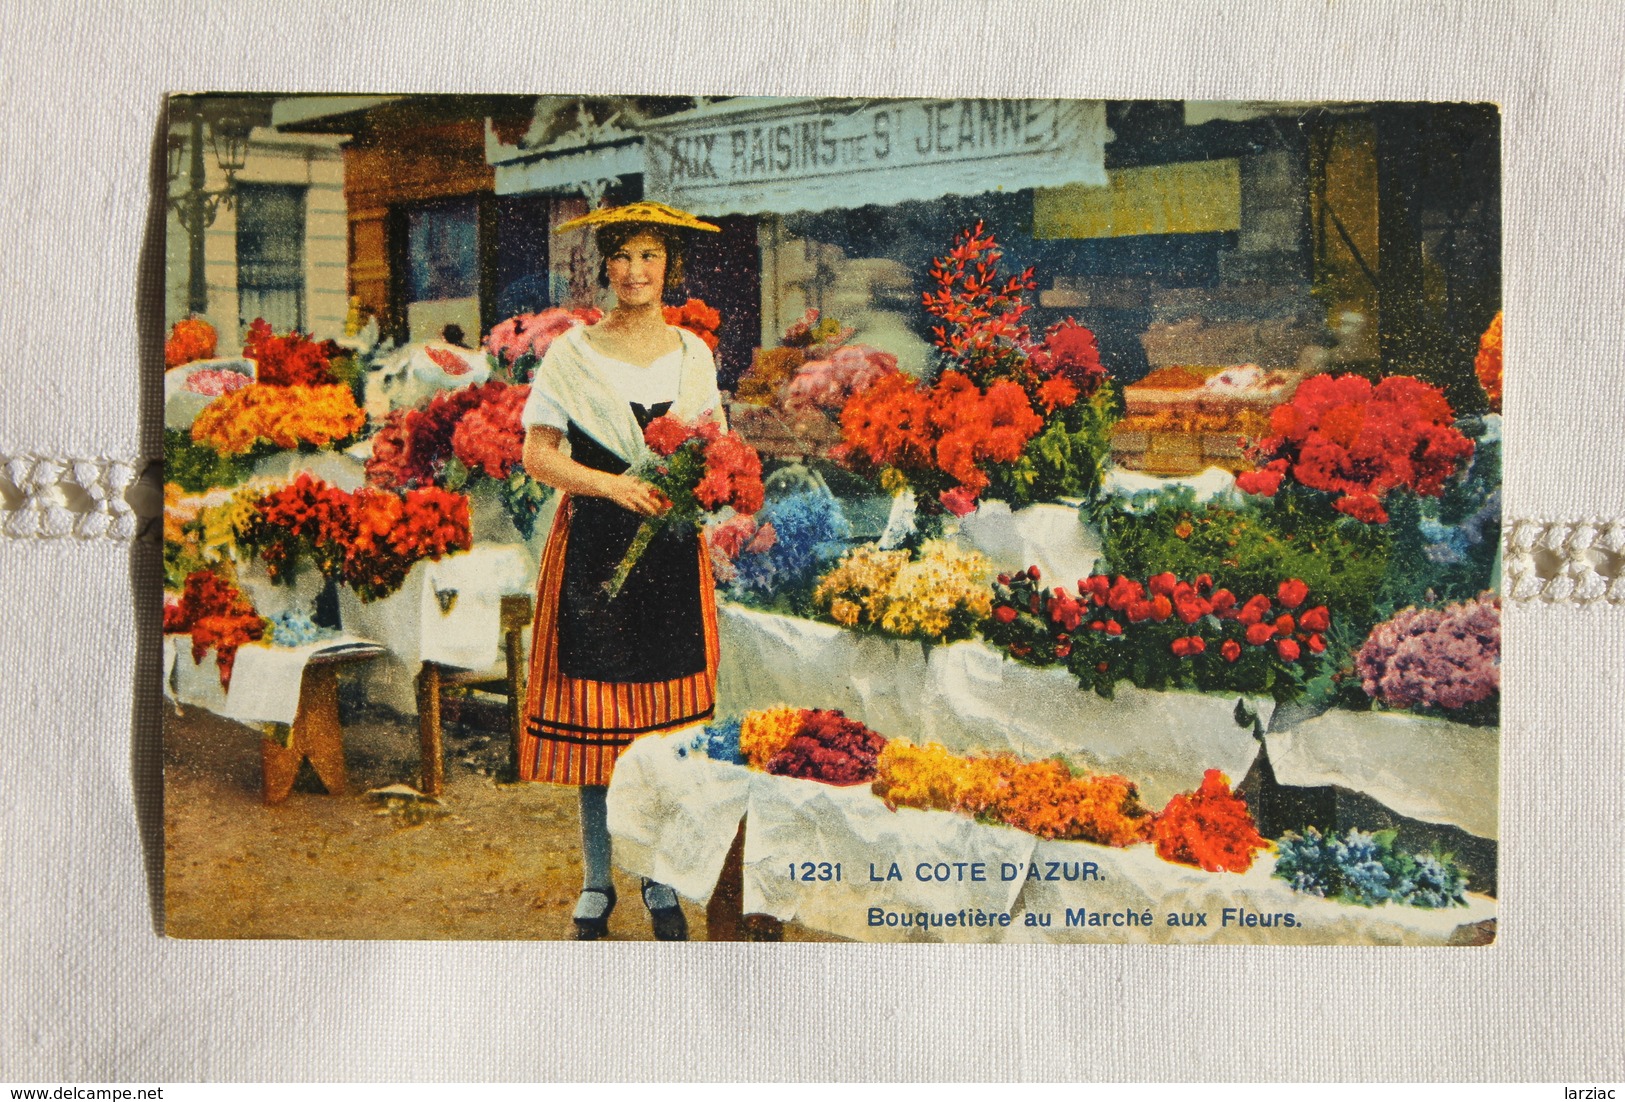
[716,604,1270,807]
[164,633,380,726]
[952,501,1102,592]
[164,358,256,430]
[1263,710,1498,841]
[604,732,1496,944]
[250,448,367,492]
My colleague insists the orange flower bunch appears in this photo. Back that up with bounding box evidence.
[873,741,1153,847]
[1475,311,1502,413]
[1150,769,1268,872]
[165,317,218,368]
[738,705,809,769]
[190,383,365,456]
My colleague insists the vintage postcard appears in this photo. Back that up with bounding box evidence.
[160,93,1501,943]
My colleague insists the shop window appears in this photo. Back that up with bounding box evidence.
[406,198,479,303]
[236,183,306,333]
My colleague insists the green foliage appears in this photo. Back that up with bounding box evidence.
[165,428,257,493]
[1097,487,1390,631]
[987,385,1116,510]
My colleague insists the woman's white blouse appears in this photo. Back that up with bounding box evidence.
[521,337,684,432]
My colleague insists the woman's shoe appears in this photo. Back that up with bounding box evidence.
[572,885,617,941]
[641,878,688,941]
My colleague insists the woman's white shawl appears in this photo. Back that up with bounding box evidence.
[530,324,727,466]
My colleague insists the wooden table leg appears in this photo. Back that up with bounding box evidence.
[417,663,444,798]
[262,665,348,805]
[504,622,524,780]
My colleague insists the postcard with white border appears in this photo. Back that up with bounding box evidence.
[161,93,1501,943]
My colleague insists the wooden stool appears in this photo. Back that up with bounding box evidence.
[415,594,532,797]
[261,645,385,805]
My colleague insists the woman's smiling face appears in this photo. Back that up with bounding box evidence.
[604,231,668,307]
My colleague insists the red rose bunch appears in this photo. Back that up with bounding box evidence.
[764,708,887,786]
[983,568,1330,701]
[164,567,265,689]
[602,414,766,599]
[1152,769,1268,873]
[1238,373,1474,524]
[243,318,341,387]
[165,317,218,368]
[663,298,723,352]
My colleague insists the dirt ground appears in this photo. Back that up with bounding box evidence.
[162,698,835,941]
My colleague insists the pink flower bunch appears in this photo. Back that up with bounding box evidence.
[1355,593,1500,712]
[784,344,900,413]
[483,307,603,367]
[183,369,251,397]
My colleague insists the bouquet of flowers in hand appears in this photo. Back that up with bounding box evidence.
[603,414,766,599]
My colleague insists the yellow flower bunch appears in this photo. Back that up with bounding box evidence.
[191,383,365,456]
[814,543,909,627]
[872,740,1152,847]
[878,540,992,640]
[815,540,991,642]
[739,705,807,769]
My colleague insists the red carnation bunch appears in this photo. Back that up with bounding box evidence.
[663,298,723,352]
[1237,373,1474,524]
[164,568,265,689]
[764,709,887,786]
[1152,769,1268,873]
[602,414,766,599]
[243,318,341,387]
[367,380,531,487]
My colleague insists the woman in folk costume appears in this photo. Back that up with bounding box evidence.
[519,202,725,941]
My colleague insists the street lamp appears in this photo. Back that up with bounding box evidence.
[167,103,256,317]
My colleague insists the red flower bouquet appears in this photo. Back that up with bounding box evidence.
[243,318,342,387]
[366,380,547,537]
[603,414,766,599]
[237,474,472,602]
[1238,373,1475,524]
[1152,769,1268,872]
[165,317,218,368]
[164,567,265,689]
[837,224,1116,512]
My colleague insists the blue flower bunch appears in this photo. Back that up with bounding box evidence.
[677,716,745,766]
[267,608,334,648]
[1273,827,1467,908]
[728,489,850,602]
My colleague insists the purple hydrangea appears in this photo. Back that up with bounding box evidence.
[1355,593,1500,712]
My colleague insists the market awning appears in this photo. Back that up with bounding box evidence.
[637,97,1110,216]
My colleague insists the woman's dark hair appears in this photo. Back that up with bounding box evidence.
[596,222,686,294]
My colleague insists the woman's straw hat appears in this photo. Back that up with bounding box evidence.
[553,201,721,234]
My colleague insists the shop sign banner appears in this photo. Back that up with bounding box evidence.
[161,93,1502,946]
[642,97,1110,215]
